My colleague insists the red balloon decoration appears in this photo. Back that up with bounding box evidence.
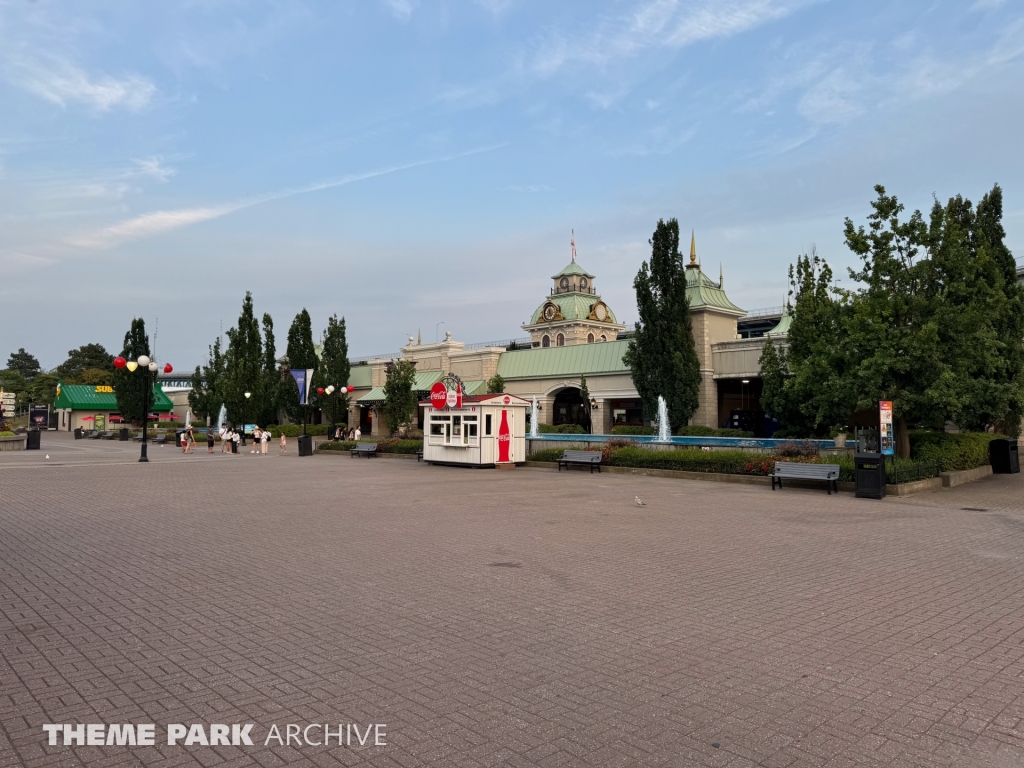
[347,385,355,392]
[317,387,325,395]
[113,356,126,369]
[164,363,173,373]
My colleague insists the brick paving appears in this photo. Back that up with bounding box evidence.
[2,432,1024,767]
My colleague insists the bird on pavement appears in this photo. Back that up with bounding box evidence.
[635,496,646,506]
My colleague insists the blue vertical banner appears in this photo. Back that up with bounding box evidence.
[290,369,308,405]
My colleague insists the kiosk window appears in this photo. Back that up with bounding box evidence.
[485,415,492,435]
[429,415,449,443]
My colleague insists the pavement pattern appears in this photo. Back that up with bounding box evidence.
[2,431,1024,767]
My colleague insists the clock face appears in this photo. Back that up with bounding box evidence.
[543,304,557,321]
[560,277,569,289]
[580,277,588,289]
[595,303,607,321]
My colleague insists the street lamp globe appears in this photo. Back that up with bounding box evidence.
[244,392,251,399]
[137,355,150,367]
[147,362,157,372]
[326,385,335,395]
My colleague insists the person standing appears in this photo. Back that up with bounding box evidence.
[206,428,215,454]
[354,426,361,442]
[250,426,260,454]
[279,432,287,453]
[219,423,228,453]
[231,429,240,454]
[261,427,269,455]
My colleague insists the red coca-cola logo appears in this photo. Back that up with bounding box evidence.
[498,433,510,442]
[430,382,448,410]
[503,396,510,404]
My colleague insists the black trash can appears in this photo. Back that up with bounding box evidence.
[990,438,1020,474]
[297,434,313,456]
[855,452,886,499]
[119,428,130,441]
[26,429,41,450]
[74,427,83,439]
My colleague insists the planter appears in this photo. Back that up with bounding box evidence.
[0,435,27,451]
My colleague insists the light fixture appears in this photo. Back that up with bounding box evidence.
[137,355,150,367]
[741,379,750,384]
[147,362,157,372]
[244,391,251,399]
[326,385,335,395]
[126,361,138,372]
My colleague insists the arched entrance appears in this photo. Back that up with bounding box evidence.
[552,388,589,430]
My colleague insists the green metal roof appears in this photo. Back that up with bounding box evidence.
[529,293,619,325]
[53,382,174,412]
[685,266,744,314]
[347,365,373,389]
[497,340,630,380]
[358,376,486,403]
[552,261,594,279]
[767,310,792,337]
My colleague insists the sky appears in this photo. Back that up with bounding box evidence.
[2,0,1023,371]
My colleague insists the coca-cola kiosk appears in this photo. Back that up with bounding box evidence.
[422,377,528,468]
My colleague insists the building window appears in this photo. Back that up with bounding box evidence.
[542,335,550,348]
[556,333,564,346]
[587,333,594,343]
[599,335,607,341]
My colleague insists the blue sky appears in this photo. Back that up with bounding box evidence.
[3,0,1023,370]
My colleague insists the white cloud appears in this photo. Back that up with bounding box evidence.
[5,54,155,111]
[474,0,514,14]
[66,146,506,250]
[132,157,176,183]
[381,0,418,22]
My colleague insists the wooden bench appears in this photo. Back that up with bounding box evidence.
[771,461,840,494]
[351,442,378,458]
[557,450,603,473]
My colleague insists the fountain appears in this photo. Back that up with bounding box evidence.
[656,396,671,442]
[184,411,191,428]
[215,403,227,431]
[530,397,539,439]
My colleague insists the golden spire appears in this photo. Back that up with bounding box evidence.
[689,230,697,265]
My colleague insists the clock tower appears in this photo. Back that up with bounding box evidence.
[523,252,624,348]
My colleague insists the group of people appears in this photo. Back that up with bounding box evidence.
[215,423,286,455]
[179,426,197,453]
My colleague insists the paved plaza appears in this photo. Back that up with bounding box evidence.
[3,433,1024,767]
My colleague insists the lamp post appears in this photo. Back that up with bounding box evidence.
[114,350,164,462]
[241,391,251,445]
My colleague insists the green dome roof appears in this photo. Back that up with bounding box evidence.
[551,261,594,279]
[685,266,744,314]
[529,294,618,325]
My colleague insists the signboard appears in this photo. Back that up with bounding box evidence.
[289,369,315,405]
[430,382,448,410]
[879,400,894,456]
[29,404,49,429]
[94,413,106,431]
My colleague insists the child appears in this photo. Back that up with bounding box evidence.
[279,433,287,453]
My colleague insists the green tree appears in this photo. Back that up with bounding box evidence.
[486,373,505,394]
[319,314,350,426]
[284,309,318,422]
[223,292,265,427]
[623,218,701,428]
[27,373,60,407]
[381,360,417,436]
[758,338,790,424]
[55,344,114,381]
[112,318,152,427]
[579,374,591,433]
[79,368,113,386]
[189,336,227,426]
[7,348,40,379]
[259,313,281,426]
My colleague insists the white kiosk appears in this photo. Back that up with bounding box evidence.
[421,377,529,467]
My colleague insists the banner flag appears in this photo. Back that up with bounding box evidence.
[290,369,308,405]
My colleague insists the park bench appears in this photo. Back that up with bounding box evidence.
[351,442,378,458]
[557,450,603,474]
[153,434,168,445]
[100,431,116,440]
[771,461,841,495]
[417,449,423,462]
[88,431,104,439]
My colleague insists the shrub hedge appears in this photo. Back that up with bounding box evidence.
[610,425,656,435]
[609,425,756,437]
[267,424,331,437]
[537,423,587,434]
[909,430,1001,472]
[318,438,422,454]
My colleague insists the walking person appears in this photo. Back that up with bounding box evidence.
[250,426,260,454]
[185,426,195,454]
[279,432,287,453]
[206,428,215,454]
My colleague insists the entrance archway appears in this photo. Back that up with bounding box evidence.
[552,388,589,430]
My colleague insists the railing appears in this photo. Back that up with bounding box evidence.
[887,461,941,484]
[464,337,532,350]
[349,352,401,364]
[741,306,785,319]
[550,286,597,296]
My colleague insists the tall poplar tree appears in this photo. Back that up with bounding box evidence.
[113,318,152,426]
[223,292,264,427]
[623,218,701,429]
[260,313,280,426]
[189,337,227,427]
[319,314,350,426]
[381,360,417,436]
[284,308,318,422]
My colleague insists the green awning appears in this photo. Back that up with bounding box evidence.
[53,382,174,412]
